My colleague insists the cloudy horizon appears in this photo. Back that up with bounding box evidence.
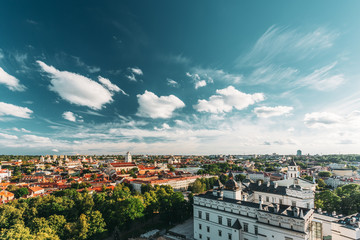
[1,1,360,155]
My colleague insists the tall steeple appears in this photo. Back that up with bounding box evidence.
[125,152,132,163]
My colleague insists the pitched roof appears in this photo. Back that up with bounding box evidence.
[0,190,14,198]
[232,219,242,229]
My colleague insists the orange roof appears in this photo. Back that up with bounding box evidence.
[110,162,137,167]
[0,190,14,198]
[29,186,44,192]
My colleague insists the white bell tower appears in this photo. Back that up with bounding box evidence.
[125,152,132,163]
[287,159,300,179]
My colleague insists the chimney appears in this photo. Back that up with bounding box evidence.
[258,181,262,186]
[317,208,322,214]
[332,211,336,216]
[300,209,304,218]
[274,182,278,188]
[274,204,279,213]
[259,200,263,210]
[267,181,270,187]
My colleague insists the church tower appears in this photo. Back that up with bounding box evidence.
[125,152,132,163]
[287,159,300,179]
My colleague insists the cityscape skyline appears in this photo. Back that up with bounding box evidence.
[1,1,360,155]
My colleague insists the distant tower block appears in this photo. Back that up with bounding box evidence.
[125,152,132,163]
[297,150,302,156]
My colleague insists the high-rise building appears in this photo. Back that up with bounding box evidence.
[297,150,302,156]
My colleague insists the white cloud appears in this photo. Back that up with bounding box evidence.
[195,80,207,89]
[52,148,59,152]
[154,123,171,131]
[167,78,179,87]
[187,68,242,85]
[126,74,137,82]
[0,102,33,118]
[0,67,26,91]
[136,90,185,118]
[238,25,338,66]
[0,133,18,140]
[254,106,293,118]
[247,65,298,85]
[0,49,4,59]
[304,112,343,128]
[299,62,344,91]
[62,111,77,122]
[21,128,31,133]
[22,134,51,144]
[98,76,129,96]
[37,61,115,110]
[194,86,264,113]
[304,111,360,130]
[130,67,143,75]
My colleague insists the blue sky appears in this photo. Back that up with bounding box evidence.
[1,1,360,155]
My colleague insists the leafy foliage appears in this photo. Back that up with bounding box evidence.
[0,184,192,239]
[315,184,360,215]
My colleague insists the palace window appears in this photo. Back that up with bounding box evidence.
[254,225,258,235]
[199,224,202,230]
[198,211,202,218]
[227,218,232,227]
[218,216,223,224]
[218,230,222,236]
[244,223,249,232]
[266,196,269,202]
[207,226,210,232]
[228,233,232,240]
[206,212,209,221]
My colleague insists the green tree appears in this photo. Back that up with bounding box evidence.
[0,223,34,240]
[235,174,246,182]
[318,171,331,178]
[191,179,205,193]
[15,187,29,198]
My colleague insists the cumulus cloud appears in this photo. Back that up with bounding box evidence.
[194,86,264,113]
[0,102,33,118]
[126,67,143,82]
[130,67,143,75]
[37,61,115,110]
[62,111,77,122]
[254,106,293,118]
[186,72,207,89]
[167,78,179,87]
[0,133,18,140]
[0,67,26,91]
[98,76,128,96]
[195,80,207,89]
[304,112,342,128]
[136,90,185,118]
